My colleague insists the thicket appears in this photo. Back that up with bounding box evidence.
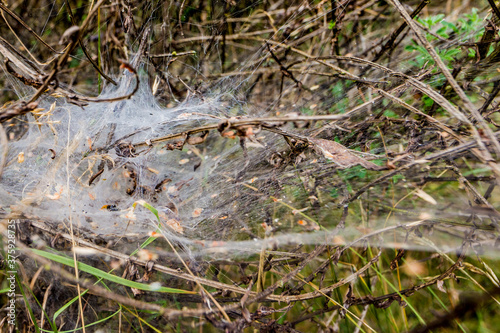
[1,0,500,332]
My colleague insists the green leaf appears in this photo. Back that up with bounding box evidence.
[16,274,41,333]
[30,249,194,294]
[383,110,398,118]
[133,200,160,221]
[405,45,417,52]
[442,21,458,33]
[436,27,449,38]
[422,95,434,108]
[53,289,89,322]
[43,308,121,333]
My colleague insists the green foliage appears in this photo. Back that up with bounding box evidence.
[68,47,84,68]
[300,106,315,115]
[404,43,462,69]
[338,165,367,181]
[2,2,500,332]
[418,14,446,31]
[458,7,484,35]
[405,9,485,70]
[418,8,483,38]
[330,187,339,198]
[422,95,434,108]
[330,81,353,113]
[31,249,193,294]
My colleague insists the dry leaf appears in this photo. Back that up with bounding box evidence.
[131,288,143,297]
[309,138,382,170]
[119,61,136,74]
[390,249,405,270]
[436,280,446,293]
[166,218,184,233]
[419,212,433,220]
[179,159,189,165]
[148,231,161,238]
[152,75,160,96]
[45,193,60,200]
[192,208,203,217]
[332,235,345,245]
[17,152,25,164]
[414,189,437,205]
[137,249,159,261]
[386,160,396,169]
[221,130,236,139]
[177,113,193,118]
[403,259,427,276]
[186,131,209,145]
[261,222,272,231]
[46,187,63,200]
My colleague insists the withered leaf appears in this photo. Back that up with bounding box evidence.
[165,218,184,234]
[390,248,405,270]
[164,141,184,150]
[309,138,383,170]
[414,188,437,205]
[436,280,446,293]
[186,130,209,145]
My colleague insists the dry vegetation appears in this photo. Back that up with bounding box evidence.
[1,0,500,332]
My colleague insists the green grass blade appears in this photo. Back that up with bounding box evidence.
[127,200,161,256]
[53,289,89,322]
[16,274,41,333]
[42,308,121,333]
[31,248,194,294]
